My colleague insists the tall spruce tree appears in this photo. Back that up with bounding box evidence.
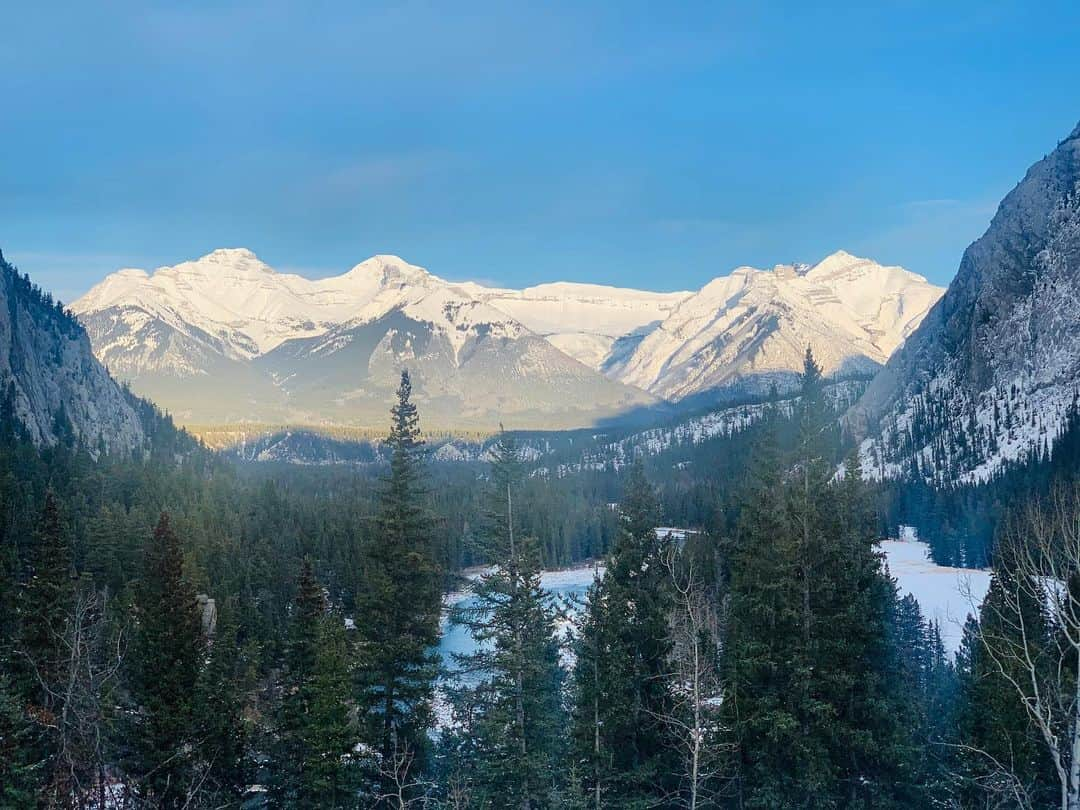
[355,370,441,798]
[18,490,72,700]
[17,490,73,802]
[0,672,38,805]
[724,351,916,807]
[129,512,203,808]
[572,460,675,808]
[193,601,247,803]
[445,433,565,808]
[274,559,355,808]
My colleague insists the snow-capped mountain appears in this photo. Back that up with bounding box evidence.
[73,250,657,429]
[851,120,1080,484]
[72,247,941,430]
[0,251,145,454]
[616,251,942,403]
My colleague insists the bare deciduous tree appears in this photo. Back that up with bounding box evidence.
[974,482,1080,810]
[653,547,730,810]
[23,582,127,809]
[371,734,432,809]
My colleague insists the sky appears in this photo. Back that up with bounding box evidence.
[2,1,1079,302]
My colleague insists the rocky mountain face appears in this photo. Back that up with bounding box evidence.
[72,248,941,430]
[0,252,144,453]
[851,121,1080,484]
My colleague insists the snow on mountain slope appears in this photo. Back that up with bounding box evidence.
[73,247,939,429]
[75,250,474,364]
[616,252,942,402]
[851,121,1080,485]
[466,282,690,370]
[73,250,657,428]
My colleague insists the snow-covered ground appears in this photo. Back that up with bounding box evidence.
[881,538,991,655]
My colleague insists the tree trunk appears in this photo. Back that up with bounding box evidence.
[594,653,602,810]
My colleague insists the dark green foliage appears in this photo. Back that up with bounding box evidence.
[14,491,73,801]
[193,602,248,803]
[354,370,442,795]
[442,433,566,808]
[572,460,676,808]
[273,559,355,808]
[953,547,1056,806]
[724,351,918,808]
[129,512,203,807]
[17,491,72,701]
[0,671,38,805]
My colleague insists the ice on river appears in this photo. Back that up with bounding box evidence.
[881,538,991,656]
[438,540,988,670]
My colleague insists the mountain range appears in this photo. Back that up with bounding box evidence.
[4,119,1079,482]
[71,249,942,430]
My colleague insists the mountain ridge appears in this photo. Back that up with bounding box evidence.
[73,248,943,430]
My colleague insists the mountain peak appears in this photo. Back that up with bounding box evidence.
[811,249,866,272]
[200,247,261,263]
[342,254,433,286]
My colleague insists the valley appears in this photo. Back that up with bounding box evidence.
[3,6,1080,804]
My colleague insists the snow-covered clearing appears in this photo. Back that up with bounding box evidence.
[881,539,991,656]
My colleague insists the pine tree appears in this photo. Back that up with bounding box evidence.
[18,490,72,701]
[16,491,73,801]
[0,672,38,806]
[129,512,203,808]
[724,358,916,808]
[954,549,1055,806]
[355,370,442,797]
[274,559,355,808]
[193,601,247,802]
[572,460,675,808]
[446,433,565,808]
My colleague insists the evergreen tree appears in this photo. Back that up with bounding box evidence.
[274,559,355,808]
[129,512,203,808]
[16,491,73,801]
[954,548,1055,806]
[355,370,442,797]
[193,601,248,802]
[445,433,566,808]
[724,353,916,808]
[0,672,38,805]
[572,460,675,808]
[18,490,72,700]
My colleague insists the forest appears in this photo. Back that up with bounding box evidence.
[4,355,1080,809]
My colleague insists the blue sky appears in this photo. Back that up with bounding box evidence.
[2,2,1078,301]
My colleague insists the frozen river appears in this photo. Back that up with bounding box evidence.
[881,539,991,655]
[439,564,602,673]
[437,539,991,668]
